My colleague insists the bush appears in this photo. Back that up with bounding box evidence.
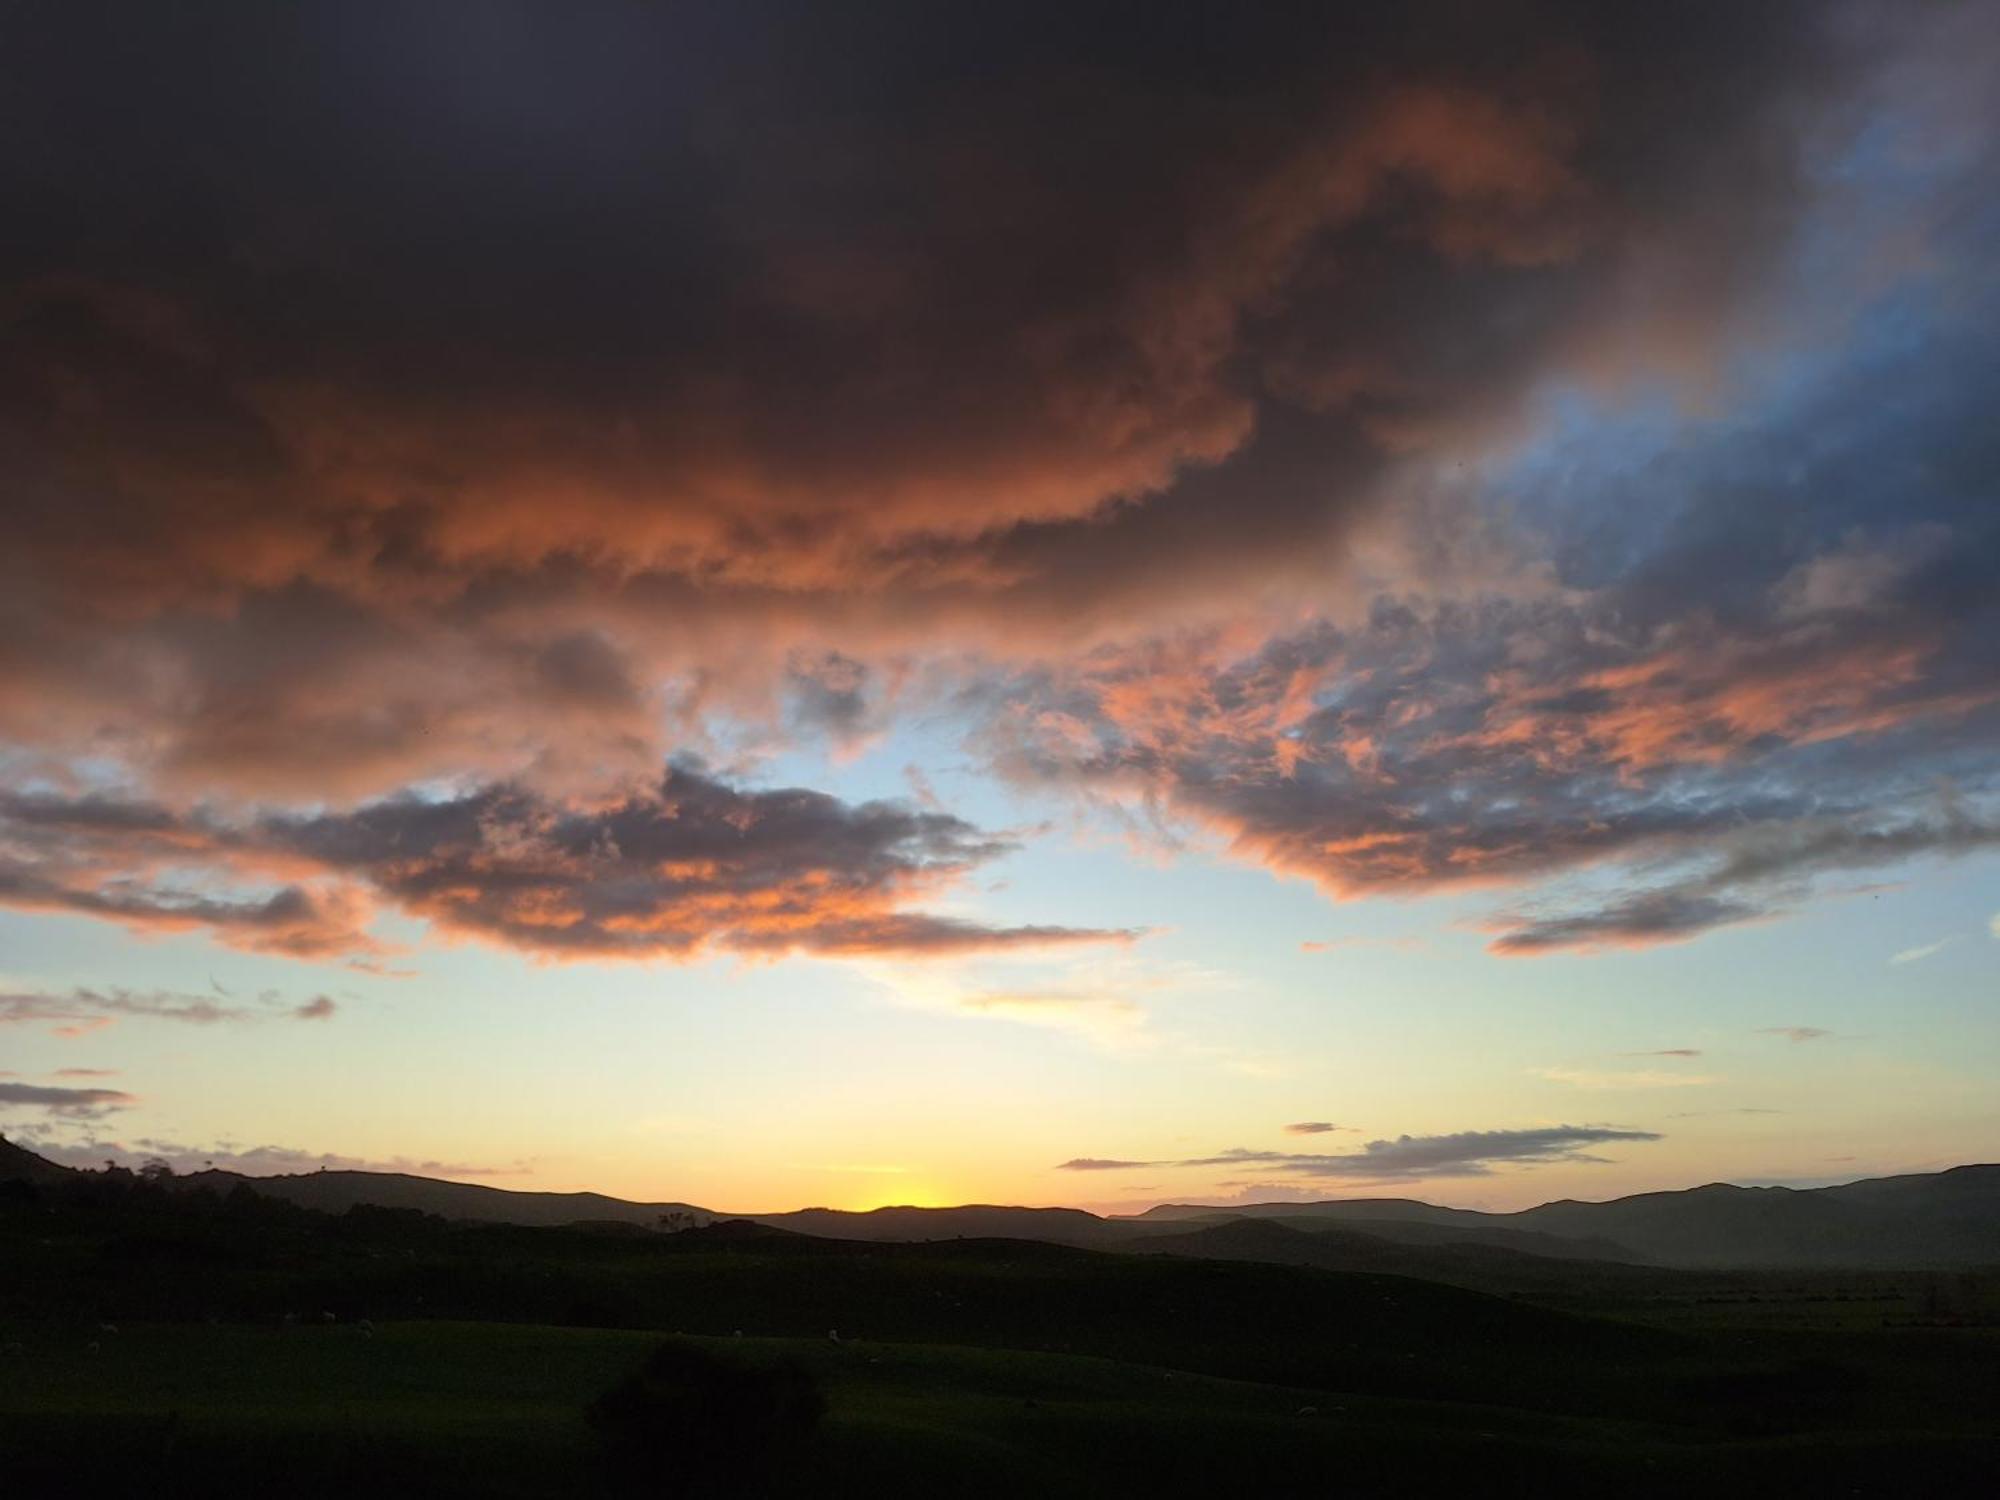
[589,1341,824,1493]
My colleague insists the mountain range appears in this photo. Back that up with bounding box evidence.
[4,1135,1995,1269]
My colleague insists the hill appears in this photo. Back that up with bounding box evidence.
[1130,1166,2000,1268]
[0,1134,74,1185]
[750,1204,1119,1246]
[175,1166,713,1232]
[5,1137,1996,1268]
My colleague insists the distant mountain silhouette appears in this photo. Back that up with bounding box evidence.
[174,1166,714,1231]
[4,1136,1995,1267]
[1134,1167,2000,1267]
[1136,1196,1507,1228]
[752,1204,1117,1245]
[1152,1209,1639,1263]
[1505,1167,2000,1267]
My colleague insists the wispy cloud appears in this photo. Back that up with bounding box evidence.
[1668,1107,1786,1119]
[1536,1067,1717,1090]
[1890,937,1954,965]
[1760,1026,1833,1043]
[0,986,340,1033]
[1299,937,1423,954]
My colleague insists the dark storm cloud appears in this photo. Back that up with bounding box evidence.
[0,0,1883,798]
[1058,1125,1661,1179]
[0,764,1130,962]
[0,1,1991,969]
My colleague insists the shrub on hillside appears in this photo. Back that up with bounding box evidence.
[589,1340,824,1493]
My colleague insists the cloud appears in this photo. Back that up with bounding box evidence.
[1054,1158,1153,1173]
[0,3,1930,799]
[973,126,2000,958]
[52,1068,118,1078]
[1283,1121,1343,1135]
[20,1134,530,1179]
[1625,1049,1702,1057]
[858,950,1246,1056]
[293,995,337,1021]
[0,765,1131,962]
[1490,892,1771,956]
[2,987,247,1028]
[1890,937,1953,965]
[1667,1107,1784,1119]
[952,990,1148,1035]
[1300,937,1423,954]
[0,985,329,1031]
[1057,1125,1662,1180]
[1760,1026,1832,1043]
[0,1081,136,1118]
[0,1,1989,984]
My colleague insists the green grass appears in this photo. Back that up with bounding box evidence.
[3,1320,1997,1498]
[4,1189,1997,1495]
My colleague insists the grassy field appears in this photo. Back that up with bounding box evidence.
[4,1318,1998,1497]
[4,1182,1998,1495]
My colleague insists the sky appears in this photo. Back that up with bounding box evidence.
[1,1,1996,1214]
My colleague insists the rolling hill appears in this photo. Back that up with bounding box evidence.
[4,1135,1995,1268]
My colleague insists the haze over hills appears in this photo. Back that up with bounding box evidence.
[6,1136,1995,1269]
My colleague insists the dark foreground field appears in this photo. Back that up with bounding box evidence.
[4,1177,1998,1496]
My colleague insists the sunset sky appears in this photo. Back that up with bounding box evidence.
[2,2,1995,1213]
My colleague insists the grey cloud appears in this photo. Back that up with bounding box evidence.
[0,1081,136,1117]
[0,1,1903,806]
[24,1134,530,1179]
[1058,1125,1662,1179]
[1054,1158,1155,1173]
[0,763,1132,962]
[0,986,334,1029]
